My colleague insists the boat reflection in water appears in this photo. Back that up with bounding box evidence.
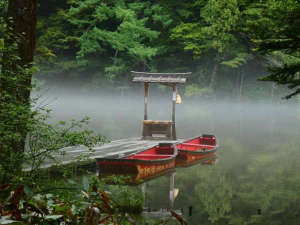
[176,153,218,168]
[141,156,217,219]
[97,154,217,220]
[168,155,217,209]
[97,151,217,185]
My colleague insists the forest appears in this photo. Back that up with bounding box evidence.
[0,0,300,224]
[33,0,300,99]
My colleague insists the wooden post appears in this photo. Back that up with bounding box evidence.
[144,83,149,120]
[172,84,177,140]
[142,83,149,138]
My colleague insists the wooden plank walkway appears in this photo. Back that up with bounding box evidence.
[38,137,181,170]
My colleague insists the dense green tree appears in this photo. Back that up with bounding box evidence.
[0,0,37,182]
[243,0,300,98]
[67,0,171,80]
[35,0,82,77]
[28,0,298,98]
[171,0,251,93]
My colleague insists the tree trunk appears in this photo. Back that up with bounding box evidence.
[238,70,244,102]
[2,0,37,102]
[209,60,219,100]
[209,62,218,89]
[235,69,239,97]
[0,0,37,181]
[271,83,276,102]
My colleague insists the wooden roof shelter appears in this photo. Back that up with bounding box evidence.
[132,71,188,83]
[132,71,191,140]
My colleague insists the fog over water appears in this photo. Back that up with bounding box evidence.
[35,87,300,223]
[37,88,300,144]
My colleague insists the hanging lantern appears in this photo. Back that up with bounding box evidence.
[176,93,182,104]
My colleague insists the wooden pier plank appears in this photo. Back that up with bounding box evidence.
[32,138,182,170]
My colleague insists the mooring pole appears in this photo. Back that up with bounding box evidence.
[144,83,149,120]
[172,84,177,140]
[143,83,149,138]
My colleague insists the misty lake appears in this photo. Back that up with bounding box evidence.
[45,91,300,224]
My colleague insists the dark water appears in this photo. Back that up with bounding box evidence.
[46,93,300,225]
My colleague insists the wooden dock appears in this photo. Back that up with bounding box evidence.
[38,137,181,170]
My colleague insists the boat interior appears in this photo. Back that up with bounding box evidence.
[177,135,216,151]
[125,144,175,160]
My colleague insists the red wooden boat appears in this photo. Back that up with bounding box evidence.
[96,143,178,181]
[175,134,218,167]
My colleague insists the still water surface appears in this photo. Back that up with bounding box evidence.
[48,93,300,224]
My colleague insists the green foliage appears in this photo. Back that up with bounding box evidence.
[243,0,300,98]
[200,0,240,54]
[32,0,297,99]
[171,0,240,56]
[24,107,107,183]
[36,6,79,58]
[109,183,144,213]
[170,0,253,92]
[0,94,106,184]
[184,84,213,97]
[221,53,251,68]
[67,0,163,79]
[195,169,233,222]
[0,4,106,185]
[0,34,33,184]
[0,176,144,224]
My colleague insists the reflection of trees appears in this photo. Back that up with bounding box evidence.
[145,138,300,225]
[195,169,233,223]
[231,141,300,225]
[145,175,171,209]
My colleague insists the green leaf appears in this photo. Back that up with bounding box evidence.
[82,176,90,191]
[45,215,63,220]
[0,217,19,224]
[24,185,34,197]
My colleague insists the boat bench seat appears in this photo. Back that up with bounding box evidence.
[143,120,172,125]
[143,120,173,139]
[181,143,212,147]
[127,154,173,160]
[178,143,213,150]
[156,148,174,155]
[133,154,173,157]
